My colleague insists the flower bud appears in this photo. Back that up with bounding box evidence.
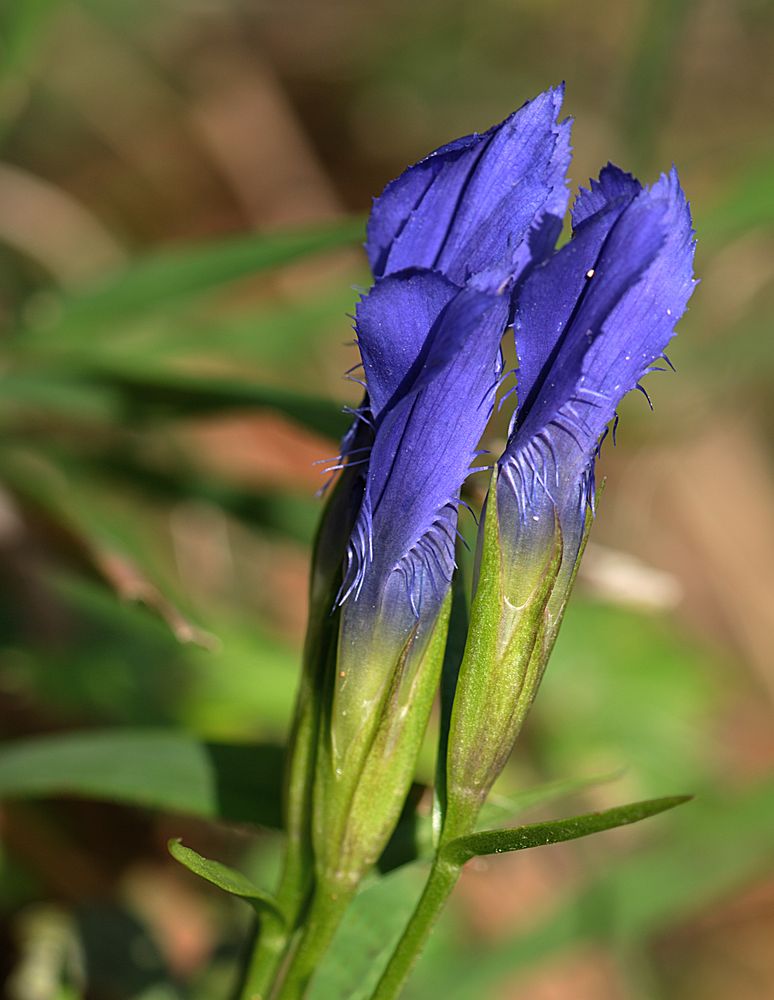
[442,165,696,841]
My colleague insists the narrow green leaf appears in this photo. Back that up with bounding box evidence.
[412,779,774,1000]
[168,839,283,919]
[379,772,624,875]
[0,370,117,422]
[0,729,284,827]
[477,770,622,829]
[443,795,692,864]
[0,0,62,84]
[90,368,350,440]
[21,284,361,370]
[28,218,363,338]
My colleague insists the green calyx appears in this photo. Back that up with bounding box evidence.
[313,592,453,892]
[442,468,567,842]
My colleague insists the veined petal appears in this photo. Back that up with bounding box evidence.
[513,167,643,423]
[571,162,641,228]
[499,165,696,595]
[355,269,459,417]
[366,86,571,289]
[340,273,509,632]
[514,166,665,442]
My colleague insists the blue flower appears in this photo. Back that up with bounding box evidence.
[497,164,697,602]
[440,165,696,836]
[316,89,575,853]
[334,85,572,636]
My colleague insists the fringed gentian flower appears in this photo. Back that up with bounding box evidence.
[444,164,697,836]
[273,87,698,1000]
[309,88,573,894]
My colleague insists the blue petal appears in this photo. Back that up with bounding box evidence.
[355,269,459,418]
[366,86,571,289]
[571,163,642,228]
[341,273,509,632]
[499,165,696,590]
[513,164,659,439]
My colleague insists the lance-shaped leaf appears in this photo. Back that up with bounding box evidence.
[441,795,692,865]
[366,86,571,289]
[168,839,284,919]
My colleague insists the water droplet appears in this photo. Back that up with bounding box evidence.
[586,268,595,278]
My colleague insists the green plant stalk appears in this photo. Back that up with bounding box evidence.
[238,687,319,998]
[237,684,318,999]
[238,468,359,999]
[272,881,356,1000]
[369,856,462,1000]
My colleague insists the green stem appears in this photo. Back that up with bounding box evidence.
[369,858,461,1000]
[238,911,286,1000]
[243,816,318,995]
[273,883,354,1000]
[237,651,323,998]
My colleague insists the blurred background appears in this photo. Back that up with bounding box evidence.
[0,1,773,998]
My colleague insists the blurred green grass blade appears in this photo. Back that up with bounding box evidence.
[443,795,691,864]
[618,0,694,169]
[28,218,363,337]
[0,443,213,645]
[26,572,299,737]
[0,370,118,422]
[407,778,774,999]
[0,730,284,827]
[699,153,774,242]
[24,284,361,370]
[93,368,350,440]
[0,0,61,84]
[168,839,283,918]
[88,446,321,546]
